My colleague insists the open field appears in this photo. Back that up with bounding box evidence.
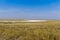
[0,20,60,40]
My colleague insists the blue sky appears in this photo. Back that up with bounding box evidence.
[0,0,60,19]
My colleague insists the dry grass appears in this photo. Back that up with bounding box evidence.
[0,20,60,40]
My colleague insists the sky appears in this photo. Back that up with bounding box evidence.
[0,0,60,19]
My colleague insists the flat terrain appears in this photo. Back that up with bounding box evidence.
[0,20,60,40]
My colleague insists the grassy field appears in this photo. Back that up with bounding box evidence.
[0,20,60,40]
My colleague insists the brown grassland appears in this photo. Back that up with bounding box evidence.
[0,20,60,40]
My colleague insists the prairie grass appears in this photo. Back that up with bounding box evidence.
[0,20,60,40]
